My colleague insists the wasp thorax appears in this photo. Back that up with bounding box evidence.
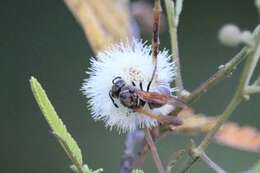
[119,85,139,108]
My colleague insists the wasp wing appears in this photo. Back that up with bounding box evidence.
[136,90,187,109]
[134,107,183,126]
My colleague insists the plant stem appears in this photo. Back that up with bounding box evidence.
[166,149,186,173]
[164,0,184,96]
[183,47,250,103]
[183,25,260,103]
[245,85,260,94]
[177,157,199,173]
[180,26,260,173]
[196,90,243,153]
[144,128,166,173]
[243,43,260,87]
[200,152,227,173]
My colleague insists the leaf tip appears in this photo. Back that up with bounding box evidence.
[29,76,37,86]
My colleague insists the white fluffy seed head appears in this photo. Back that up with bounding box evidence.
[82,39,176,133]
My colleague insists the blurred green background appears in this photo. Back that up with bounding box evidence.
[1,0,259,173]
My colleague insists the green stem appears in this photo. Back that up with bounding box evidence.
[196,90,243,153]
[245,85,260,94]
[164,0,184,96]
[200,152,227,173]
[183,25,260,103]
[183,47,250,103]
[181,26,260,173]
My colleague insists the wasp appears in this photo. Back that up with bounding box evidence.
[109,76,187,126]
[108,0,187,126]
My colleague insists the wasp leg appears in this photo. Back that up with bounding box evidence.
[132,81,136,86]
[148,103,153,109]
[133,108,182,126]
[139,82,143,90]
[109,90,119,108]
[139,82,146,107]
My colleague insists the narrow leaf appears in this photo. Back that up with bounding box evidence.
[30,76,83,169]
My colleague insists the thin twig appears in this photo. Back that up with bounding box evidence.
[133,130,172,168]
[183,47,250,103]
[152,0,161,64]
[200,152,227,173]
[245,85,260,94]
[166,149,186,173]
[177,157,200,173]
[164,0,185,96]
[132,140,149,168]
[183,25,260,103]
[144,128,166,173]
[148,0,161,91]
[132,26,260,172]
[243,44,260,88]
[179,26,260,172]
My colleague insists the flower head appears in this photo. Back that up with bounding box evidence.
[82,40,175,133]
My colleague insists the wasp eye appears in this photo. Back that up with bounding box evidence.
[112,76,122,84]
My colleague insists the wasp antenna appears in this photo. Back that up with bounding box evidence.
[109,90,119,108]
[112,76,122,84]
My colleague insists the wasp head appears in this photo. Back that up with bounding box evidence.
[111,77,126,98]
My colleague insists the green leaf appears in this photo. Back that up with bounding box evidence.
[30,76,83,172]
[131,169,144,173]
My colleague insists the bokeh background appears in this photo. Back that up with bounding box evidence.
[1,0,259,173]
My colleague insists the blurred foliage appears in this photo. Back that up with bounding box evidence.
[64,0,130,53]
[251,159,260,173]
[0,0,259,173]
[131,169,145,173]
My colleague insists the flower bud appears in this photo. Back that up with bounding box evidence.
[218,24,241,47]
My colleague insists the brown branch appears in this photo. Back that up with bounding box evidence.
[132,140,149,168]
[178,25,260,173]
[183,25,260,103]
[148,0,161,91]
[182,47,250,103]
[144,128,166,173]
